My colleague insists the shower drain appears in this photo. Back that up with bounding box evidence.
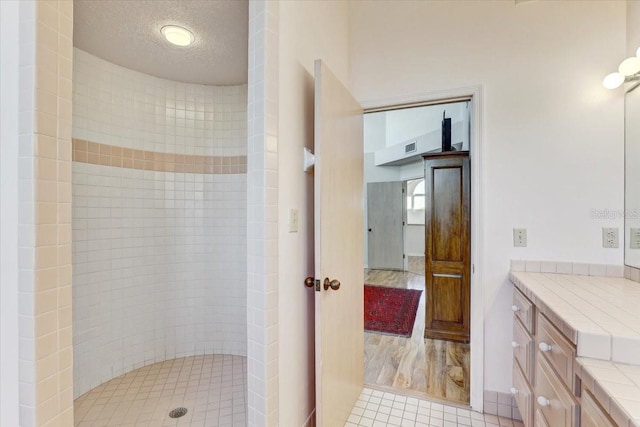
[169,407,188,418]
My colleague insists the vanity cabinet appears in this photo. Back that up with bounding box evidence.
[511,288,581,427]
[580,387,617,427]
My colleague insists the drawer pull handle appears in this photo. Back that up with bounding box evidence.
[511,341,520,348]
[510,387,518,395]
[511,305,521,312]
[433,273,463,278]
[537,396,551,407]
[539,342,552,352]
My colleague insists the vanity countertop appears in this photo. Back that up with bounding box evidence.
[575,357,640,427]
[509,271,640,364]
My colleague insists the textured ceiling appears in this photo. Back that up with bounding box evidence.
[74,0,248,85]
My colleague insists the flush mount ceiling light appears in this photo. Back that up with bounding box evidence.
[603,47,640,89]
[161,25,195,47]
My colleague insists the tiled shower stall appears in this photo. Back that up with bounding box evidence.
[70,49,248,419]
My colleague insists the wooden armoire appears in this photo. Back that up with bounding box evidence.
[423,151,470,343]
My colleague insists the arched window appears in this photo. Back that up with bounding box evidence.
[406,178,425,225]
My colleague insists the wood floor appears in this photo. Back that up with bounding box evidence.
[407,256,425,276]
[364,268,470,405]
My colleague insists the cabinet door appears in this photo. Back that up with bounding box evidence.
[424,153,470,342]
[535,409,550,427]
[535,353,579,427]
[581,387,616,427]
[513,360,534,427]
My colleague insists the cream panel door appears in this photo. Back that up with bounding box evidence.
[314,59,364,427]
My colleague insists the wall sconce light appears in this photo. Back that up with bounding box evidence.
[603,47,640,89]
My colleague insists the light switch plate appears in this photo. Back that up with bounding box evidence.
[602,227,619,248]
[513,228,527,247]
[288,208,299,233]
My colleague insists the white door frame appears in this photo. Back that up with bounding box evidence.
[360,85,484,411]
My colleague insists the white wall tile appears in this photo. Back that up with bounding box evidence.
[72,52,247,397]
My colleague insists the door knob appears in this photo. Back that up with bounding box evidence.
[304,277,315,288]
[323,278,341,291]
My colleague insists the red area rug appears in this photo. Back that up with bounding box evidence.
[364,285,422,337]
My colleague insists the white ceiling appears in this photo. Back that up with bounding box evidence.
[73,0,248,86]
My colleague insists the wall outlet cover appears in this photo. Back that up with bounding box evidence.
[602,227,619,249]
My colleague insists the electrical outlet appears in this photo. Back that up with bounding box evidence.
[602,227,619,248]
[513,228,527,247]
[288,208,299,233]
[630,228,640,249]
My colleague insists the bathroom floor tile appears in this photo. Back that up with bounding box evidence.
[74,355,246,426]
[347,388,523,427]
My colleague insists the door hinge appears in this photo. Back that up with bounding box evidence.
[472,264,475,274]
[402,221,405,226]
[403,254,406,259]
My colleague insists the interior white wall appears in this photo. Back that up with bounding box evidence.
[405,225,425,257]
[349,0,626,394]
[384,102,467,147]
[0,1,21,425]
[627,0,640,57]
[277,1,350,425]
[71,49,247,396]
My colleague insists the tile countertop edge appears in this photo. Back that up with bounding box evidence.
[574,357,640,427]
[509,271,640,364]
[509,272,580,344]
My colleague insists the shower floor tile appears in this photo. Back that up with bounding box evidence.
[74,354,247,427]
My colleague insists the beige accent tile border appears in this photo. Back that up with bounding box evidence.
[72,139,247,174]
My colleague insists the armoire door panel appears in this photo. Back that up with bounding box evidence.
[431,274,464,324]
[431,166,464,262]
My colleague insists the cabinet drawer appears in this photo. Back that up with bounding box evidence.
[581,386,616,427]
[512,360,533,427]
[536,313,576,390]
[513,316,534,383]
[513,288,535,334]
[535,409,550,427]
[535,354,579,427]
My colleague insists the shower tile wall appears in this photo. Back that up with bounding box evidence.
[17,1,75,425]
[71,49,247,397]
